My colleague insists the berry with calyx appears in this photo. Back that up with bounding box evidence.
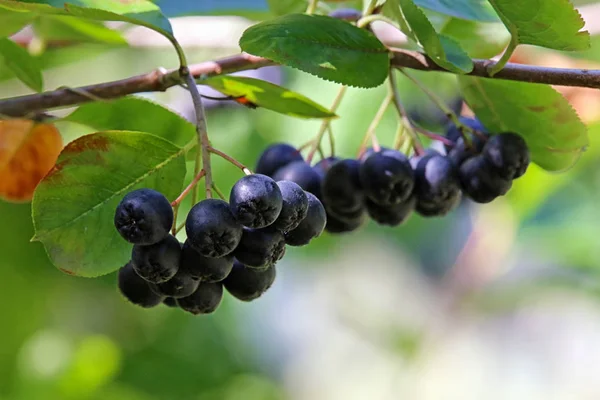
[272,180,309,232]
[459,155,512,203]
[180,240,234,282]
[149,267,199,298]
[359,149,414,206]
[114,188,173,245]
[234,227,286,268]
[366,196,415,227]
[229,174,283,229]
[177,282,223,315]
[223,260,276,302]
[163,297,178,307]
[272,160,322,198]
[483,133,530,180]
[445,116,488,151]
[118,262,164,308]
[255,143,303,177]
[322,158,364,213]
[413,153,462,217]
[186,199,243,258]
[131,234,181,284]
[285,192,327,246]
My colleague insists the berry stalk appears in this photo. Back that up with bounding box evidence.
[358,91,393,156]
[208,146,252,175]
[306,85,347,163]
[388,70,425,155]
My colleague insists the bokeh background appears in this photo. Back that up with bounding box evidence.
[3,1,600,399]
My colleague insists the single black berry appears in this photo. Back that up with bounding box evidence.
[163,297,178,307]
[322,159,364,213]
[357,146,390,163]
[255,143,303,177]
[234,227,286,268]
[445,116,487,152]
[285,192,327,246]
[180,240,234,283]
[359,149,414,206]
[229,174,283,228]
[185,199,243,258]
[223,260,276,302]
[118,262,164,308]
[459,155,512,203]
[114,188,173,245]
[272,160,322,198]
[177,282,223,315]
[413,154,462,217]
[149,267,199,298]
[272,180,309,232]
[131,234,181,284]
[366,196,415,227]
[482,133,530,180]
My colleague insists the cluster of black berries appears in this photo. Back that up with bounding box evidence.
[113,174,326,314]
[255,117,530,234]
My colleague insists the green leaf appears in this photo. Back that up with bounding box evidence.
[397,0,473,73]
[458,77,588,172]
[33,15,127,44]
[0,38,43,91]
[487,0,589,51]
[32,131,187,277]
[382,0,416,41]
[64,97,195,147]
[239,13,390,88]
[440,18,510,58]
[414,0,499,22]
[0,8,36,38]
[201,75,337,119]
[267,0,305,15]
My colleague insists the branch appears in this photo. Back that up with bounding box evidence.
[1,49,600,117]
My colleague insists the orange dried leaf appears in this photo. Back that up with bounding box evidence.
[0,120,63,202]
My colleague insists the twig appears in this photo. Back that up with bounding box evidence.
[326,124,335,157]
[208,146,252,175]
[170,169,206,207]
[306,85,347,163]
[211,183,227,201]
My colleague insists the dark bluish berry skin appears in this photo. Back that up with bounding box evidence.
[328,8,362,21]
[359,149,414,206]
[234,227,286,268]
[459,155,512,203]
[118,262,164,308]
[483,133,530,180]
[223,260,276,302]
[177,282,223,315]
[185,199,243,258]
[313,156,341,179]
[230,174,283,229]
[324,210,366,234]
[366,196,415,227]
[255,143,303,177]
[272,161,322,198]
[285,192,327,246]
[357,146,390,163]
[114,188,173,245]
[273,180,308,232]
[447,135,486,167]
[163,297,178,307]
[180,240,234,283]
[445,117,487,152]
[322,159,364,212]
[413,154,462,217]
[132,234,181,284]
[149,267,199,298]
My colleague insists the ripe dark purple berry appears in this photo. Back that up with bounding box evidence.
[272,180,309,232]
[322,159,364,213]
[234,227,286,268]
[366,196,415,227]
[149,267,199,298]
[359,149,414,206]
[459,155,512,203]
[114,188,173,245]
[285,192,327,246]
[185,199,243,258]
[445,117,488,152]
[118,262,164,308]
[255,143,303,177]
[447,135,487,167]
[223,260,276,302]
[131,234,181,284]
[272,160,322,198]
[413,154,461,217]
[180,240,234,283]
[482,133,530,180]
[177,282,223,315]
[229,174,283,228]
[313,156,340,179]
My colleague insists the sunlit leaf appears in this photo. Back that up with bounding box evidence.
[0,38,43,91]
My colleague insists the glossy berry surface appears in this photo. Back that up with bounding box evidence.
[413,154,461,217]
[180,240,234,283]
[114,188,173,245]
[359,149,414,206]
[459,155,512,203]
[131,234,181,284]
[445,117,487,152]
[366,196,415,227]
[255,143,303,177]
[229,174,283,228]
[272,160,322,198]
[272,180,309,232]
[223,260,276,302]
[185,199,243,258]
[177,282,223,315]
[118,262,164,308]
[149,267,199,298]
[285,192,327,246]
[234,227,286,268]
[483,133,530,180]
[322,159,364,212]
